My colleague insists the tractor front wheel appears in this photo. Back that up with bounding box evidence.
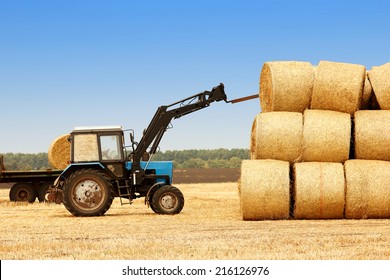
[151,185,184,214]
[62,169,114,217]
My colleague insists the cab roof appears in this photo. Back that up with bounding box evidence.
[72,126,122,133]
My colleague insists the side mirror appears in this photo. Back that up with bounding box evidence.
[129,131,136,152]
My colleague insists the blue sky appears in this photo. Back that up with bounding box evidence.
[0,0,389,153]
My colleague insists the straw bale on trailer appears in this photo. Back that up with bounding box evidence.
[250,112,303,163]
[259,61,314,112]
[367,62,390,109]
[345,160,390,219]
[293,162,345,219]
[48,134,71,169]
[302,110,351,163]
[239,160,290,220]
[311,61,366,114]
[354,110,390,161]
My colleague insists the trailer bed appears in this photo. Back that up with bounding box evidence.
[0,155,63,202]
[0,169,62,182]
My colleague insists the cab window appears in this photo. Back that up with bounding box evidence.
[100,135,122,160]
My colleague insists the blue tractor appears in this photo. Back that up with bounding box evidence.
[51,84,231,216]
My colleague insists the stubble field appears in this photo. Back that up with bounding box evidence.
[0,182,389,260]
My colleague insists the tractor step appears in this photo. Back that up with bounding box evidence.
[117,185,132,206]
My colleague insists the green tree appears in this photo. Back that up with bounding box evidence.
[182,158,206,168]
[228,157,242,168]
[207,159,228,168]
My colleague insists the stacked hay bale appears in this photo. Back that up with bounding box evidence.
[259,61,314,112]
[240,160,290,220]
[311,61,365,114]
[250,112,303,162]
[293,162,345,219]
[354,110,390,161]
[367,62,390,109]
[240,60,390,220]
[344,160,390,219]
[302,110,351,163]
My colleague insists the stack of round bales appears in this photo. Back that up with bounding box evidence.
[240,59,390,220]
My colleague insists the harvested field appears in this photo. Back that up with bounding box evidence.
[1,183,389,260]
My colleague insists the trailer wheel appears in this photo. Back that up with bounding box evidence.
[62,169,114,217]
[151,185,184,214]
[9,183,37,203]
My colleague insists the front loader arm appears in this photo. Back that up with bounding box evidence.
[131,83,227,171]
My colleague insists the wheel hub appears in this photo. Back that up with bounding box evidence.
[160,193,177,210]
[73,180,103,209]
[17,190,28,201]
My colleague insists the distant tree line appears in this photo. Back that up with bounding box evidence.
[1,153,49,170]
[1,149,249,170]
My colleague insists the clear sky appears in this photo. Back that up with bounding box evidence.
[0,0,389,153]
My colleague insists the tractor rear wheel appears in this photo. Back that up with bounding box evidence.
[9,183,36,203]
[151,185,184,214]
[62,169,114,217]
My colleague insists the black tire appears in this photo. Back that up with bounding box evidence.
[9,183,37,203]
[37,182,51,203]
[151,185,184,214]
[148,189,160,214]
[62,169,114,217]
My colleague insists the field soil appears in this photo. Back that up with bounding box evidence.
[0,180,389,260]
[173,168,240,183]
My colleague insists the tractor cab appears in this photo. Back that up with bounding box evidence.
[69,126,127,178]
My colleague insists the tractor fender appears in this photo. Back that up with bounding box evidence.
[54,162,107,188]
[145,182,164,207]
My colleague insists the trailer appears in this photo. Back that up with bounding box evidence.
[0,155,62,203]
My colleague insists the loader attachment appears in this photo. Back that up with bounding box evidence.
[226,94,259,104]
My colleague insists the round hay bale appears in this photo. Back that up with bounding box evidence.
[302,110,351,163]
[293,162,345,219]
[354,110,390,161]
[48,134,71,169]
[311,60,366,114]
[367,62,390,109]
[259,61,314,112]
[240,160,290,220]
[345,160,390,219]
[250,112,303,163]
[361,73,373,109]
